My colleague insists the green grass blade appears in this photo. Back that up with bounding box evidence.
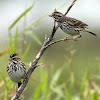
[90,91,99,100]
[7,80,13,90]
[68,72,74,92]
[0,72,8,90]
[42,77,49,99]
[24,14,48,31]
[13,27,18,52]
[57,2,68,10]
[9,32,13,54]
[49,68,65,98]
[50,68,63,88]
[80,69,88,94]
[64,85,72,100]
[55,95,61,100]
[9,5,33,30]
[24,15,46,45]
[32,82,44,100]
[24,31,42,45]
[39,67,49,99]
[22,45,30,61]
[4,89,7,100]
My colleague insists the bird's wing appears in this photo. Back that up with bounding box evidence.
[66,17,88,30]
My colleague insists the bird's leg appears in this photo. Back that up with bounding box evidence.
[73,34,82,41]
[64,35,73,41]
[18,82,22,88]
[14,83,17,92]
[14,83,20,97]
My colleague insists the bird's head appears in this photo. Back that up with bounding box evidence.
[49,9,64,22]
[9,53,20,63]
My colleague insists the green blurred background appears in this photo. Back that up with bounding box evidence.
[0,0,100,100]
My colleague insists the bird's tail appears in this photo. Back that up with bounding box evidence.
[85,28,97,36]
[18,82,22,88]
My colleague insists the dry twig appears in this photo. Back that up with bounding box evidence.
[11,0,77,99]
[64,0,77,15]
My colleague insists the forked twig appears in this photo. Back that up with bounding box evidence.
[64,0,77,15]
[11,0,77,99]
[45,37,74,49]
[45,39,64,49]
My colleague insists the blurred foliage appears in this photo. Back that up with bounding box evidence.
[0,48,10,57]
[0,1,100,100]
[9,27,18,54]
[80,69,88,95]
[1,65,100,100]
[9,5,33,30]
[22,45,30,61]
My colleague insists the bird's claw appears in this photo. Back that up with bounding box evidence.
[73,36,79,41]
[64,37,69,42]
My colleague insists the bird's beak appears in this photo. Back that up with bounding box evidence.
[9,58,12,61]
[49,14,52,17]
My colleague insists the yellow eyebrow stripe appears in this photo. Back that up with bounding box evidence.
[12,56,17,58]
[52,13,55,16]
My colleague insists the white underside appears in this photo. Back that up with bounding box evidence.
[62,28,78,35]
[9,70,25,82]
[8,62,26,82]
[58,22,80,35]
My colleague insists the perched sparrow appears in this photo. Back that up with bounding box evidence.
[7,53,26,88]
[49,9,97,41]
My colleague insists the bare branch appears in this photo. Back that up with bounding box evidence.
[64,0,77,15]
[44,25,59,46]
[45,38,74,49]
[11,25,58,100]
[45,35,47,40]
[36,63,43,67]
[11,0,77,99]
[45,39,64,49]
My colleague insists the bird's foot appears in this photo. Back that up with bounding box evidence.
[73,34,81,41]
[64,37,69,42]
[64,35,73,41]
[73,36,79,41]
